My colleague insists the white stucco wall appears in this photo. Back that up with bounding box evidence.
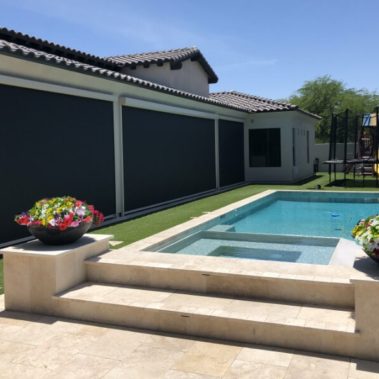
[122,59,210,97]
[291,111,317,181]
[244,111,317,183]
[314,143,355,172]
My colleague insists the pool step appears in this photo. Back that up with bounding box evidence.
[54,282,357,358]
[86,252,354,307]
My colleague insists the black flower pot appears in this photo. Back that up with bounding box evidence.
[366,249,379,264]
[28,222,92,245]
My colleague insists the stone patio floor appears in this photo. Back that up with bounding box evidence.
[1,295,379,378]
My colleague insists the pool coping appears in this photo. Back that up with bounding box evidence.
[109,190,379,283]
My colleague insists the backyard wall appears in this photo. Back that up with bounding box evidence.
[315,143,355,172]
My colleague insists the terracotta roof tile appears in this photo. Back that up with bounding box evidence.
[210,91,320,119]
[0,27,117,70]
[107,47,218,83]
[210,91,297,112]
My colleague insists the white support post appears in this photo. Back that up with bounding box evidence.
[215,117,220,189]
[113,96,125,215]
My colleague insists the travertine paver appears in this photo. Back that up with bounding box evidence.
[0,294,378,379]
[285,353,351,379]
[172,341,241,376]
[236,345,294,367]
[59,282,355,333]
[223,360,288,379]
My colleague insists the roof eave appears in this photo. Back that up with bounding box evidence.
[248,107,321,120]
[190,53,218,83]
[296,108,322,120]
[119,50,218,84]
[0,49,240,113]
[0,27,119,71]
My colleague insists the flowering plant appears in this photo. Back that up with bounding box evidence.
[352,215,379,260]
[15,196,104,231]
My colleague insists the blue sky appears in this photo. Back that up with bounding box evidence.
[1,0,378,100]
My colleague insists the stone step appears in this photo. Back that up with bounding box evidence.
[54,282,357,358]
[86,251,355,308]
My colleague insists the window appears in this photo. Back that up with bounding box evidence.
[249,128,281,167]
[306,130,310,164]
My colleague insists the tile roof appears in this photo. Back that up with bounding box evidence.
[210,91,297,112]
[0,27,118,70]
[0,27,319,119]
[107,47,218,84]
[210,91,320,119]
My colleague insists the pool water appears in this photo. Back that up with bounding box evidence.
[230,198,378,239]
[153,191,379,265]
[159,231,337,265]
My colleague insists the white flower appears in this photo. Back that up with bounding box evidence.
[76,207,86,217]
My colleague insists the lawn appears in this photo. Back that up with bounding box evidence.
[92,172,379,248]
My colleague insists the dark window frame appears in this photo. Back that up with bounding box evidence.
[248,128,281,168]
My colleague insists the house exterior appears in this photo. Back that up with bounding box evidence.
[0,27,320,246]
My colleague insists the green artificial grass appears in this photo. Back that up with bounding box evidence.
[92,172,379,248]
[0,258,3,295]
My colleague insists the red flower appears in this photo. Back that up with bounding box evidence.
[93,210,104,225]
[83,216,92,223]
[58,222,68,231]
[64,213,74,224]
[15,214,30,225]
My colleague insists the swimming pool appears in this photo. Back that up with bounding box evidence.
[220,191,379,240]
[152,191,378,265]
